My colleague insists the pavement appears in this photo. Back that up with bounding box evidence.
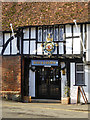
[1,99,90,119]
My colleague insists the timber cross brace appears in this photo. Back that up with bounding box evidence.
[1,30,22,55]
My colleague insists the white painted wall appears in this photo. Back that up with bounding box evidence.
[23,41,29,54]
[59,43,64,54]
[29,70,35,97]
[70,63,78,104]
[73,38,81,54]
[37,43,42,55]
[30,41,36,54]
[73,25,80,36]
[66,38,72,54]
[86,24,90,61]
[11,37,18,54]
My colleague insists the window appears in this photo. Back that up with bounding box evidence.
[54,27,58,41]
[38,27,42,42]
[43,27,47,42]
[47,27,53,39]
[75,63,85,86]
[59,26,64,41]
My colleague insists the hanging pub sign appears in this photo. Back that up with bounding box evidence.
[31,60,58,66]
[42,33,57,56]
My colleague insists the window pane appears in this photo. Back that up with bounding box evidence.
[54,27,58,41]
[31,27,36,39]
[76,63,85,85]
[59,27,64,41]
[76,65,84,71]
[76,73,84,85]
[43,27,47,42]
[38,27,42,42]
[23,28,29,39]
[66,25,72,37]
[47,27,53,39]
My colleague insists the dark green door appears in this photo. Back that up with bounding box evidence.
[37,67,61,99]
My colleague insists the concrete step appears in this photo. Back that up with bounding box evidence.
[31,99,61,103]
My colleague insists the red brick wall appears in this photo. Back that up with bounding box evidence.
[2,56,21,100]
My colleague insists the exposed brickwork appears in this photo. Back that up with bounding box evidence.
[2,56,21,100]
[2,2,89,31]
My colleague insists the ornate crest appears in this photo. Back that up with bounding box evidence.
[42,33,57,57]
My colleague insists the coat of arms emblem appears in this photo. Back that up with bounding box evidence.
[42,33,57,57]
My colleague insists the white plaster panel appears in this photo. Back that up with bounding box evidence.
[4,33,10,55]
[66,38,72,54]
[23,28,29,39]
[70,63,78,104]
[59,42,64,54]
[31,27,36,39]
[86,24,90,61]
[73,25,80,36]
[73,38,81,54]
[11,38,17,54]
[29,70,35,97]
[30,41,36,54]
[37,43,42,55]
[66,25,72,37]
[23,41,29,54]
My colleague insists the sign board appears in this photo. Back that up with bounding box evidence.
[31,60,58,66]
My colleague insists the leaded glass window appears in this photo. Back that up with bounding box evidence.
[38,27,42,42]
[47,27,53,39]
[76,63,85,86]
[43,27,47,42]
[59,27,64,41]
[54,27,58,41]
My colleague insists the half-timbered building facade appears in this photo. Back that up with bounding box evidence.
[1,2,90,103]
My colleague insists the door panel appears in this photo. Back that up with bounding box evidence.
[37,67,61,99]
